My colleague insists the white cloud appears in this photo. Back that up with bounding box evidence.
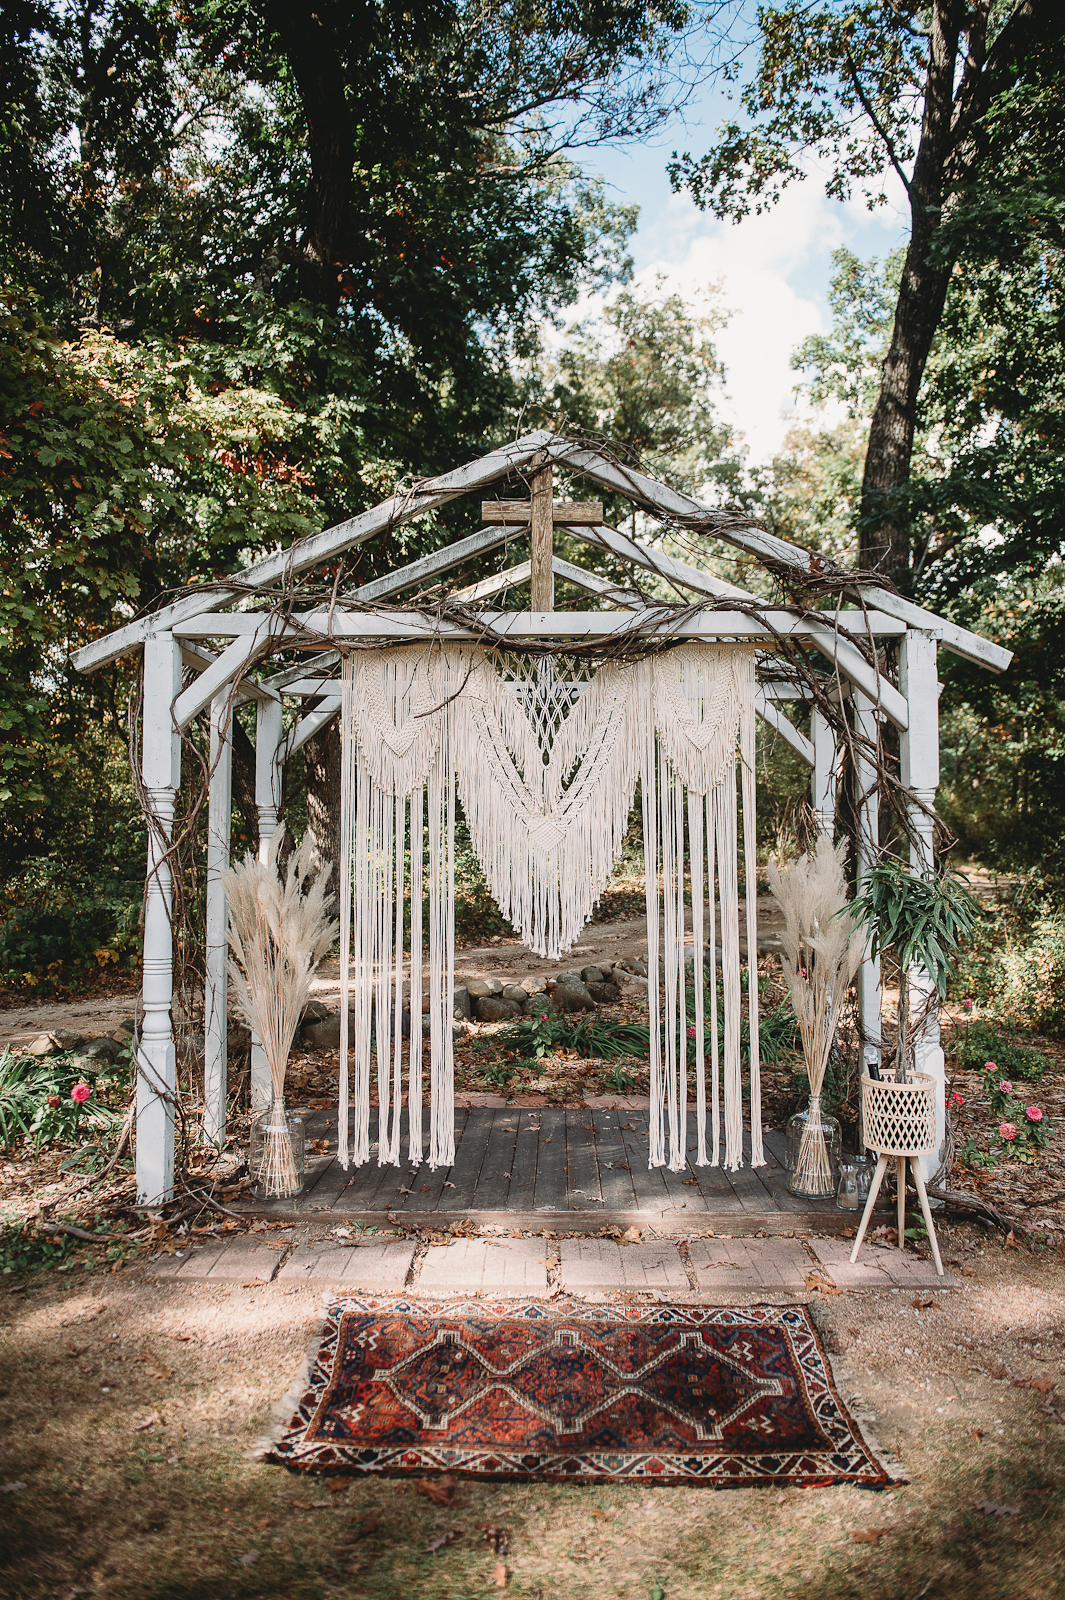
[634,182,850,465]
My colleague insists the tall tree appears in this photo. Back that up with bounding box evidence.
[671,0,1059,591]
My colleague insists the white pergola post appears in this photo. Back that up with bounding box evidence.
[202,693,232,1146]
[811,706,837,835]
[899,628,945,1178]
[853,691,883,1075]
[137,634,182,1204]
[251,697,284,1110]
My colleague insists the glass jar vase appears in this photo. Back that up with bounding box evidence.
[249,1099,305,1200]
[785,1099,842,1198]
[836,1153,874,1211]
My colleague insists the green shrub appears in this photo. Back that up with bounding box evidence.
[992,915,1065,1038]
[0,884,142,994]
[953,1020,1048,1080]
[0,1046,130,1153]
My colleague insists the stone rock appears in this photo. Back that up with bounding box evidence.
[302,1013,342,1051]
[580,965,605,986]
[110,1029,133,1044]
[452,987,471,1020]
[81,1035,123,1064]
[68,1055,101,1076]
[502,984,529,1004]
[522,993,557,1017]
[629,959,648,977]
[51,1028,85,1052]
[474,995,521,1022]
[553,975,596,1013]
[586,981,620,1004]
[300,999,331,1025]
[452,1019,467,1038]
[466,977,503,999]
[25,1034,56,1057]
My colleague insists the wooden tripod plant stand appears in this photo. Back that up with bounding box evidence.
[849,1072,945,1278]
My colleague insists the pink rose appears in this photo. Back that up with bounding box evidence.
[999,1122,1017,1142]
[1026,1105,1043,1123]
[70,1082,91,1104]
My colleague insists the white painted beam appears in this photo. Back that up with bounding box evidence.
[811,708,837,835]
[70,433,558,673]
[451,559,533,603]
[755,692,815,765]
[556,443,1012,673]
[202,694,232,1147]
[854,689,883,1075]
[570,525,910,728]
[136,633,182,1205]
[899,629,945,1177]
[171,621,285,730]
[280,697,342,762]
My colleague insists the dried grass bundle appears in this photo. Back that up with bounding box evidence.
[768,836,864,1196]
[223,828,338,1196]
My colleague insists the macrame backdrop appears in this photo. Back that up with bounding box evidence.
[337,641,762,1174]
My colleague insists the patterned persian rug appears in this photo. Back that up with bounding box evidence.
[268,1298,895,1488]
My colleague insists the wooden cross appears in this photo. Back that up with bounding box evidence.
[482,464,602,611]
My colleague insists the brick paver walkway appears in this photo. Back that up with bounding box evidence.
[150,1231,955,1293]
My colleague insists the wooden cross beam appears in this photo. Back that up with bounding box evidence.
[482,464,603,610]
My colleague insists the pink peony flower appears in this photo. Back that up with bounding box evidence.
[1026,1105,1043,1123]
[962,998,974,1012]
[999,1081,1013,1095]
[70,1082,91,1104]
[999,1122,1017,1141]
[984,1061,997,1072]
[687,1025,697,1039]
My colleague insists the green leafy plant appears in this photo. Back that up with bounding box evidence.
[0,1047,127,1153]
[601,1064,636,1094]
[960,1137,999,1171]
[851,861,981,1078]
[993,915,1065,1039]
[955,1021,1046,1081]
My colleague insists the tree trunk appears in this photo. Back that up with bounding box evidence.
[859,0,962,587]
[859,0,1050,588]
[303,716,343,897]
[263,0,353,311]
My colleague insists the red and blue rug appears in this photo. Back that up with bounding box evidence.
[269,1298,894,1488]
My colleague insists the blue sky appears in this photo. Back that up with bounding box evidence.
[570,77,911,466]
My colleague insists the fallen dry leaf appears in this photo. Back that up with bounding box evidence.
[348,1515,379,1541]
[240,1279,268,1289]
[255,1518,273,1531]
[494,1561,508,1588]
[427,1529,461,1553]
[326,1478,348,1493]
[912,1297,940,1310]
[850,1528,892,1545]
[804,1271,841,1296]
[977,1502,1021,1517]
[132,1414,159,1432]
[239,1551,259,1566]
[1013,1375,1056,1394]
[416,1476,457,1507]
[987,1362,1009,1380]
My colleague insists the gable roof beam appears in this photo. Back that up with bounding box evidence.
[571,523,910,729]
[755,691,815,765]
[555,444,1012,673]
[280,698,343,762]
[71,432,558,675]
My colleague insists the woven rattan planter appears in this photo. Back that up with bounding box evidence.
[861,1071,937,1157]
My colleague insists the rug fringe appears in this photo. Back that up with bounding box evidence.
[245,1300,333,1463]
[823,1347,911,1485]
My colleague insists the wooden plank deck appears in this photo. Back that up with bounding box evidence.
[242,1106,845,1234]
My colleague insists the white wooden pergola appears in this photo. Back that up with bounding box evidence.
[71,430,1011,1205]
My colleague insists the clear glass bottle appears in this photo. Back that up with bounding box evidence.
[249,1099,305,1199]
[836,1153,873,1211]
[785,1099,842,1198]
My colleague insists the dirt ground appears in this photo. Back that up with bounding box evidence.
[1,1225,1064,1600]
